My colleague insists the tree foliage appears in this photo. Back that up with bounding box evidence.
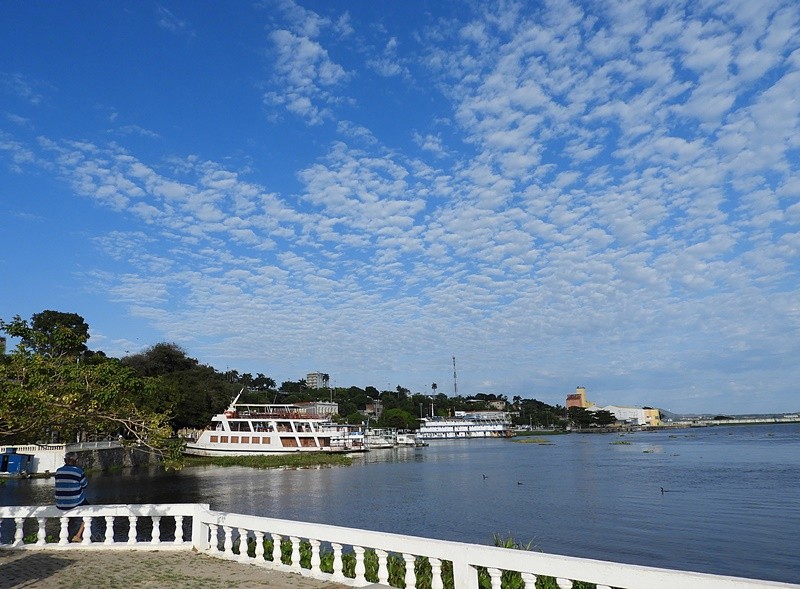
[0,313,182,466]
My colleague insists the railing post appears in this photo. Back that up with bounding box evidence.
[521,572,537,589]
[151,516,162,544]
[270,533,282,565]
[13,517,24,547]
[191,505,211,551]
[104,516,115,545]
[223,525,233,556]
[376,549,390,586]
[331,543,345,581]
[430,557,444,589]
[58,516,69,545]
[254,531,265,561]
[309,538,321,574]
[290,536,301,570]
[127,516,137,545]
[353,545,366,584]
[452,559,478,589]
[403,553,417,589]
[34,517,46,545]
[174,515,184,544]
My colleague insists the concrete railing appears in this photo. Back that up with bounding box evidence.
[1,504,797,589]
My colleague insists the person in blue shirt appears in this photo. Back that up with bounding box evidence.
[55,452,89,542]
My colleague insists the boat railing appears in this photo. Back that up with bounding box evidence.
[1,503,797,589]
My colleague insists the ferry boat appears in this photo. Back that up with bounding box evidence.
[184,396,361,456]
[417,411,513,440]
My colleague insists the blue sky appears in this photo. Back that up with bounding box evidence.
[2,1,799,414]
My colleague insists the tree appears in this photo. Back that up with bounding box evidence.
[0,320,181,466]
[322,373,330,388]
[593,410,616,426]
[1,311,89,358]
[121,343,236,430]
[431,382,437,395]
[380,408,417,430]
[567,407,595,429]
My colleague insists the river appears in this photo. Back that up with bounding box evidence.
[2,423,799,584]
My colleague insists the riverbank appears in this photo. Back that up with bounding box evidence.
[182,453,354,470]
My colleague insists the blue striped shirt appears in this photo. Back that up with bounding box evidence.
[54,464,88,509]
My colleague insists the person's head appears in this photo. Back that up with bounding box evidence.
[64,452,79,465]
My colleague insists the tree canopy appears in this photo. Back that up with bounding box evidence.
[0,312,182,466]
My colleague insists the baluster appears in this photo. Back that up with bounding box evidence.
[58,516,69,545]
[331,543,345,580]
[556,579,573,588]
[521,572,538,589]
[238,529,251,562]
[270,533,282,564]
[290,536,301,570]
[150,516,162,544]
[223,525,233,557]
[376,549,389,586]
[127,516,138,545]
[254,531,265,561]
[104,516,115,545]
[35,517,46,545]
[487,567,502,589]
[174,515,184,544]
[353,546,366,584]
[13,517,24,547]
[208,524,220,553]
[402,553,416,589]
[430,557,444,589]
[309,539,321,574]
[80,517,91,545]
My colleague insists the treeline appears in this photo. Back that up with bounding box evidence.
[0,310,566,461]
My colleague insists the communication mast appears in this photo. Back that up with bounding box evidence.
[452,356,458,396]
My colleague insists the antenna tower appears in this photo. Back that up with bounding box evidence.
[452,356,458,396]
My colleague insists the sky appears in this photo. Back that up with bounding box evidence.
[1,1,799,415]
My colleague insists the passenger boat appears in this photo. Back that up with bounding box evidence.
[417,411,513,440]
[184,396,361,456]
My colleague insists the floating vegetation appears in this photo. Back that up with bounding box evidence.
[183,453,353,470]
[609,441,632,445]
[643,449,654,453]
[514,438,555,445]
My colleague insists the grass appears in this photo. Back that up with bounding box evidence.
[513,429,567,437]
[182,453,354,470]
[609,441,632,445]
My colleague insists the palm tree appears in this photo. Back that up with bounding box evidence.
[322,373,330,388]
[431,382,438,395]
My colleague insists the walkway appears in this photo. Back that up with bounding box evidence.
[0,549,351,589]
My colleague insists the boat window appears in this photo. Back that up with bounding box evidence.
[261,437,271,444]
[220,436,228,443]
[241,436,249,443]
[281,437,298,447]
[210,436,218,443]
[231,436,239,443]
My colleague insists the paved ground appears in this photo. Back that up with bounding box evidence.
[0,549,352,589]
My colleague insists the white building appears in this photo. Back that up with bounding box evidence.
[305,372,327,389]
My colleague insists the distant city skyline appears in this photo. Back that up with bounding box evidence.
[2,1,799,414]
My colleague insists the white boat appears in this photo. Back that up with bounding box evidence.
[417,411,513,440]
[184,396,361,456]
[396,432,426,447]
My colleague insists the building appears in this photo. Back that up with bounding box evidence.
[295,401,338,418]
[591,405,662,427]
[566,386,591,409]
[305,372,327,389]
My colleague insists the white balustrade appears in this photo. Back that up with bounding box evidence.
[1,503,798,589]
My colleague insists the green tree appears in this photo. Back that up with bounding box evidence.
[379,408,417,430]
[567,407,595,429]
[0,317,181,466]
[593,409,616,426]
[1,311,89,358]
[121,343,235,430]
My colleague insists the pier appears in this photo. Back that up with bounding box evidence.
[1,503,797,588]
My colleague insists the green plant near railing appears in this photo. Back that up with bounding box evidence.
[232,532,598,589]
[23,533,58,544]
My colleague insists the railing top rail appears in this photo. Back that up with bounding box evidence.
[0,503,208,519]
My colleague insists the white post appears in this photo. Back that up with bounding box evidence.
[127,516,137,545]
[430,557,444,589]
[376,549,390,586]
[331,543,345,581]
[151,516,162,545]
[36,517,46,545]
[310,538,321,574]
[190,505,210,551]
[452,559,478,589]
[403,553,417,589]
[174,515,184,544]
[353,546,366,584]
[270,533,282,565]
[104,516,114,545]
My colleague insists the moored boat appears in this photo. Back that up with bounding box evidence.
[184,395,362,456]
[417,411,513,440]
